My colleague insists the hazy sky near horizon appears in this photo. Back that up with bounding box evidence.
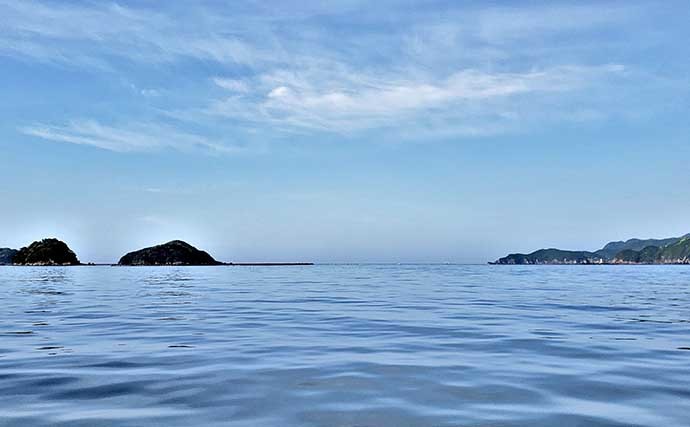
[1,0,689,263]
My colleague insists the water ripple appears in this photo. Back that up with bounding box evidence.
[0,265,689,426]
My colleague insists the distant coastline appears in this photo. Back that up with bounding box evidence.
[491,233,690,265]
[5,234,690,267]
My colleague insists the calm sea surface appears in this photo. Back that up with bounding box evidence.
[1,265,689,426]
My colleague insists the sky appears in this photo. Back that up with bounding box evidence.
[1,0,689,263]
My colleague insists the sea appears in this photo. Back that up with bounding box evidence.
[1,265,689,426]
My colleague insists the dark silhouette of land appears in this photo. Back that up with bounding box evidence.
[492,233,690,265]
[1,238,313,266]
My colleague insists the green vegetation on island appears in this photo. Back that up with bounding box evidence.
[492,249,600,265]
[493,234,690,264]
[1,238,313,266]
[118,240,222,266]
[12,238,80,266]
[593,236,687,260]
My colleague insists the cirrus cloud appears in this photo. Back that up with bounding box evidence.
[21,120,245,154]
[1,0,674,150]
[207,64,626,133]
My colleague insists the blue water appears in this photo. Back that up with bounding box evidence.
[1,265,689,426]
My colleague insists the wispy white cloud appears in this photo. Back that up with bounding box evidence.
[21,120,243,154]
[1,0,661,145]
[208,64,626,133]
[0,0,269,66]
[0,1,640,69]
[213,78,250,93]
[140,89,161,97]
[474,4,641,43]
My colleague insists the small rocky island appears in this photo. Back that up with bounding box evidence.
[1,238,312,266]
[493,234,690,265]
[12,238,80,266]
[118,240,223,266]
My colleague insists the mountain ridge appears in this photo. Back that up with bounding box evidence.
[493,234,690,265]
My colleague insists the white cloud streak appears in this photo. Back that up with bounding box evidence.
[21,120,242,154]
[0,0,269,66]
[474,4,639,43]
[1,0,653,145]
[213,78,250,93]
[209,64,626,133]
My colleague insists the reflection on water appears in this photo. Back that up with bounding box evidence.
[0,265,689,426]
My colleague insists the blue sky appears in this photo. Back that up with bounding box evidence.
[1,0,689,263]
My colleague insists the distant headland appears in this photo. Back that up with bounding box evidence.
[492,234,690,265]
[0,238,313,266]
